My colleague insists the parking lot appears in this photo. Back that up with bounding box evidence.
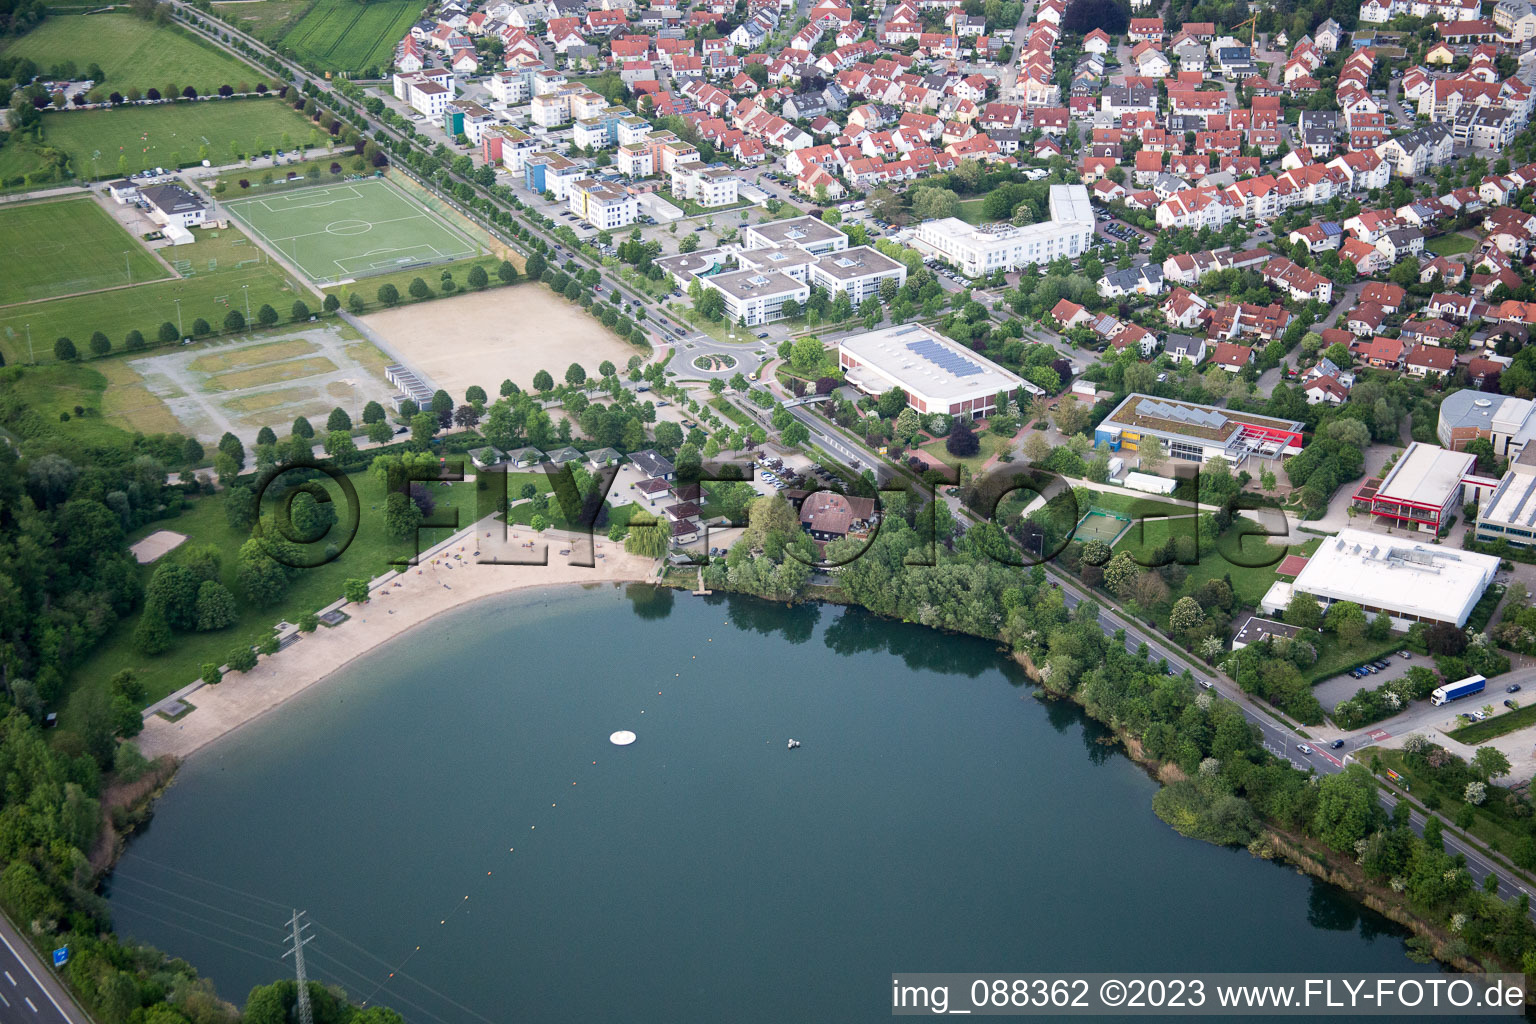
[1312,650,1420,711]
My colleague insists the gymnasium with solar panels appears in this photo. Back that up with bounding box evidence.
[837,323,1027,417]
[1095,394,1306,468]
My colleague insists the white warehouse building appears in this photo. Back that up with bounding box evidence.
[1262,528,1499,630]
[838,322,1024,418]
[909,183,1095,277]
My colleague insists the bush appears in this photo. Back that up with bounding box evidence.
[200,662,223,685]
[226,645,258,673]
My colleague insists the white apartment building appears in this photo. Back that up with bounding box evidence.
[910,184,1094,276]
[569,178,638,230]
[393,69,456,118]
[669,163,740,207]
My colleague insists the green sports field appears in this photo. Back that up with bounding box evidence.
[38,98,322,179]
[0,197,170,304]
[0,226,305,365]
[0,14,268,95]
[280,0,424,73]
[222,178,483,284]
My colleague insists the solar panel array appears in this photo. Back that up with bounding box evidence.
[907,338,983,378]
[1140,399,1227,430]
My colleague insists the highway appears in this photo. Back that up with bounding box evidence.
[0,911,86,1024]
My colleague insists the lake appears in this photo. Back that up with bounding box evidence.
[106,585,1433,1022]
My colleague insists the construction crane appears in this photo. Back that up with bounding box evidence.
[1232,14,1259,49]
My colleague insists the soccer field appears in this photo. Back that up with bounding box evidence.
[222,178,484,284]
[0,197,170,305]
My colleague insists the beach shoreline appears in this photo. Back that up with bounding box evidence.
[136,528,661,761]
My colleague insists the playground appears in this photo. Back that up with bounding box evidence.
[222,178,483,284]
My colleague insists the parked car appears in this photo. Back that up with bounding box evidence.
[1399,651,1412,659]
[1505,699,1516,708]
[1508,684,1522,693]
[1330,739,1345,749]
[1297,745,1313,755]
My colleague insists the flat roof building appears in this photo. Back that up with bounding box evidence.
[1476,444,1536,548]
[742,215,848,254]
[568,178,637,230]
[1230,615,1301,650]
[1287,527,1499,629]
[838,322,1024,418]
[804,245,906,304]
[1095,393,1305,468]
[702,268,809,326]
[1352,441,1476,532]
[1438,390,1536,458]
[908,183,1094,277]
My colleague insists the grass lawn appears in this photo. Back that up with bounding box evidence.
[280,0,423,72]
[326,255,513,311]
[38,98,319,179]
[211,0,311,42]
[0,197,169,304]
[1425,233,1477,256]
[0,225,306,366]
[1307,635,1403,687]
[61,470,476,726]
[0,362,145,449]
[920,430,1012,472]
[956,198,989,225]
[1112,515,1299,608]
[1373,748,1531,860]
[710,396,750,426]
[1447,702,1536,744]
[0,14,268,94]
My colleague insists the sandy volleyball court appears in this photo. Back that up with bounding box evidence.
[361,286,645,397]
[136,516,659,760]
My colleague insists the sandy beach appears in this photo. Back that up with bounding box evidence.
[136,522,660,760]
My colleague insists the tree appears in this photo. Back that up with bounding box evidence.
[945,418,979,457]
[1471,746,1511,783]
[132,604,173,655]
[384,491,422,539]
[194,580,238,631]
[126,328,147,350]
[256,303,278,327]
[1312,765,1380,852]
[344,578,371,603]
[291,299,311,321]
[533,369,554,392]
[1170,596,1205,633]
[88,331,111,357]
[1102,551,1140,596]
[431,389,453,416]
[1284,593,1323,630]
[410,410,438,449]
[182,436,204,465]
[348,292,366,314]
[324,430,360,466]
[1139,434,1166,471]
[1325,600,1367,645]
[782,421,810,447]
[377,282,401,306]
[327,407,352,432]
[498,260,519,285]
[292,416,314,439]
[201,663,222,685]
[227,645,258,673]
[53,336,77,361]
[565,363,587,386]
[323,294,340,313]
[409,277,431,300]
[366,420,392,444]
[224,309,246,332]
[468,264,489,289]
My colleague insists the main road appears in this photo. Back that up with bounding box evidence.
[0,910,88,1024]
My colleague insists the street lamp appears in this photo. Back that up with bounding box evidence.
[124,251,132,285]
[174,297,183,338]
[25,323,33,365]
[242,284,251,323]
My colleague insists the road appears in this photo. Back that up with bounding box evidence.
[0,911,87,1024]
